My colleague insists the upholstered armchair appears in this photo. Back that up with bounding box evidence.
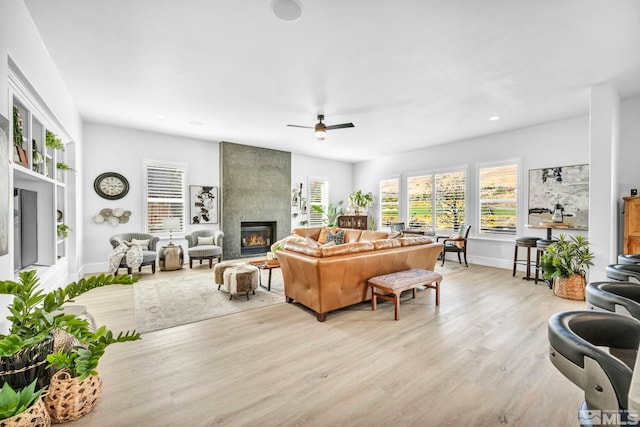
[109,232,159,275]
[185,229,224,268]
[436,224,471,267]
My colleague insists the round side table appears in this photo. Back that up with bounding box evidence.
[159,244,184,271]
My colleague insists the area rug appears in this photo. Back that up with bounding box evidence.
[133,271,285,333]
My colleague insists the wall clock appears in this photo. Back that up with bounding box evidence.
[94,172,130,200]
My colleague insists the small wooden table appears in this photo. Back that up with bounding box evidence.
[367,269,442,320]
[247,259,280,291]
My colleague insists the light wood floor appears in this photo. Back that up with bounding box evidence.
[70,261,586,426]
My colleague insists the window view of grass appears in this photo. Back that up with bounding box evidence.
[479,165,517,234]
[380,178,399,227]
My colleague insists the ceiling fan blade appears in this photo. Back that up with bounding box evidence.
[326,123,354,130]
[286,124,314,129]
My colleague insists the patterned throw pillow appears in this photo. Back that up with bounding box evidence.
[326,229,345,245]
[131,238,150,250]
[197,236,214,246]
[318,226,341,244]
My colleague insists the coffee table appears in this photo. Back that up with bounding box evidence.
[247,259,280,291]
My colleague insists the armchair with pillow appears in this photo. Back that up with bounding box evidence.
[109,232,159,275]
[185,229,224,268]
[436,225,471,267]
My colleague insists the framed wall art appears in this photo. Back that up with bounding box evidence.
[528,163,589,229]
[190,185,218,224]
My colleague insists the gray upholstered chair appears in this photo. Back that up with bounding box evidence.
[109,232,159,275]
[185,229,224,268]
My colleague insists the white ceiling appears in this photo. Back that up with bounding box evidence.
[24,0,640,163]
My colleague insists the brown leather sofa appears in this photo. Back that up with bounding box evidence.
[276,227,444,321]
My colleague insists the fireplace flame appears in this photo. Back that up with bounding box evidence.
[242,233,269,247]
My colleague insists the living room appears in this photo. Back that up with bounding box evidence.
[1,1,640,425]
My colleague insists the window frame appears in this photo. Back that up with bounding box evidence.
[143,159,187,236]
[308,176,329,227]
[379,176,400,229]
[476,159,521,238]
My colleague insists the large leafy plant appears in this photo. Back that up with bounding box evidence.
[311,200,344,226]
[0,270,137,357]
[540,234,595,280]
[348,190,375,211]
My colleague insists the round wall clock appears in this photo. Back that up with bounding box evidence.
[94,172,130,200]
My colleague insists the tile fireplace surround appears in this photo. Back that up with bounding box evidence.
[220,142,291,259]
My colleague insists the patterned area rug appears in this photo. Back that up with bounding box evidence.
[133,269,285,333]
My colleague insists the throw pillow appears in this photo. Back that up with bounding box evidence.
[320,240,336,248]
[326,229,345,245]
[304,237,321,248]
[131,238,150,250]
[318,226,341,244]
[448,234,464,249]
[197,235,214,246]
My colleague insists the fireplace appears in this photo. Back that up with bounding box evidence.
[240,221,276,256]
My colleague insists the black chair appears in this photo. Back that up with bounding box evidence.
[548,311,640,417]
[437,225,471,267]
[606,264,640,282]
[586,281,640,320]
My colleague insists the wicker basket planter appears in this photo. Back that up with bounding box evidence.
[44,370,102,424]
[0,335,54,391]
[0,397,51,427]
[553,273,586,301]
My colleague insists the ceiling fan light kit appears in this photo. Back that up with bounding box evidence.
[288,114,354,140]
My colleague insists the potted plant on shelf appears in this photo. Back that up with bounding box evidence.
[539,234,595,300]
[348,190,375,215]
[56,223,71,239]
[0,270,139,393]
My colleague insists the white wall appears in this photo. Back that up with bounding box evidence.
[354,115,591,269]
[291,153,354,229]
[82,122,219,273]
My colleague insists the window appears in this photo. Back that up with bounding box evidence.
[407,170,466,232]
[308,177,328,226]
[479,163,518,235]
[145,163,186,234]
[380,178,400,228]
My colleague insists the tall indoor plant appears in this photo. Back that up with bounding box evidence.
[539,234,595,300]
[348,190,375,215]
[311,200,344,227]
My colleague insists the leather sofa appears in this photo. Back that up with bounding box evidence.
[276,227,444,321]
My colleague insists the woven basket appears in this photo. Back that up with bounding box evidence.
[0,397,51,427]
[0,335,55,390]
[553,273,586,301]
[44,370,103,424]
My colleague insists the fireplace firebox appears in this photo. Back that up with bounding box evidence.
[240,221,276,256]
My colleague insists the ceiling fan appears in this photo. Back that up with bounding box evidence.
[287,114,354,140]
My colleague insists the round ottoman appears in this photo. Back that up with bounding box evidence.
[213,260,247,286]
[221,264,259,300]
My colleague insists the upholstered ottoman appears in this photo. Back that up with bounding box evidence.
[213,260,247,286]
[214,261,259,300]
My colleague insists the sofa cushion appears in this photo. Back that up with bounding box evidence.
[292,227,323,241]
[321,241,374,257]
[283,241,323,257]
[318,226,342,244]
[326,229,345,245]
[359,230,390,241]
[373,239,402,250]
[398,236,434,246]
[342,229,363,243]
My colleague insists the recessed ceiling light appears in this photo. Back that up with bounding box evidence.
[271,0,303,21]
[189,120,204,126]
[489,116,500,121]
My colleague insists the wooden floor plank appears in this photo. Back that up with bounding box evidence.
[68,262,586,426]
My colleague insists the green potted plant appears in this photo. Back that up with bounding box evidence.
[45,130,64,151]
[348,190,375,215]
[0,379,49,425]
[0,270,139,392]
[539,234,595,300]
[311,200,344,227]
[56,223,71,239]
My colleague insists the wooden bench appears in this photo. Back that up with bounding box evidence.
[367,269,443,320]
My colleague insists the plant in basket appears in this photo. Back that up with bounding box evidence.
[0,379,50,426]
[539,234,595,300]
[0,270,138,391]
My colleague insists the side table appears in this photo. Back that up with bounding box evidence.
[247,259,280,291]
[159,244,184,271]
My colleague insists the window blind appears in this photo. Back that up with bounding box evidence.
[380,178,400,227]
[146,165,185,233]
[308,178,328,226]
[479,164,517,235]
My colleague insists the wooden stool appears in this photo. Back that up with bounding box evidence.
[367,269,443,320]
[513,236,538,281]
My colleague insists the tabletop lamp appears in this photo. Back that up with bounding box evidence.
[162,217,181,245]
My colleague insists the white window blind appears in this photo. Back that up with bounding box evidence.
[380,178,400,227]
[479,164,518,235]
[435,170,466,232]
[146,165,185,233]
[407,175,433,230]
[308,177,328,226]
